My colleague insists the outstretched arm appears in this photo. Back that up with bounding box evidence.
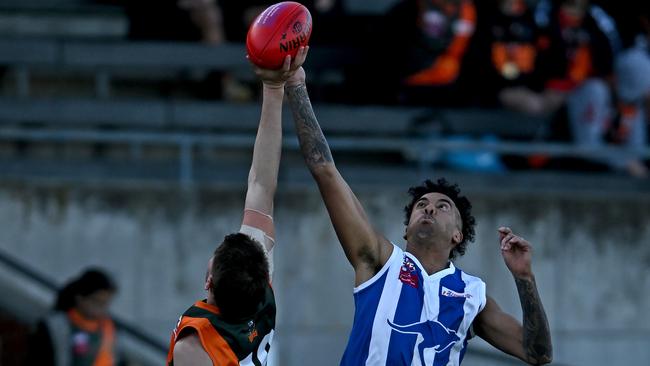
[240,51,307,278]
[474,227,552,365]
[284,57,392,285]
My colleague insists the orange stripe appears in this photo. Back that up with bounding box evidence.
[569,45,592,83]
[68,310,115,366]
[406,1,476,86]
[193,300,221,315]
[194,320,240,366]
[92,319,115,366]
[170,318,239,366]
[68,309,101,332]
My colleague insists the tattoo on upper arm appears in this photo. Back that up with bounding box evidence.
[515,277,553,364]
[285,84,333,168]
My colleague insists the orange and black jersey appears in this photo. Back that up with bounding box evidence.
[534,0,620,90]
[463,0,543,105]
[167,284,276,366]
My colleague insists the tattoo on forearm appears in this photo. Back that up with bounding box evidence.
[515,277,553,364]
[285,84,333,168]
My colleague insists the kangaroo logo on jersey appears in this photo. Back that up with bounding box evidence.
[387,319,460,365]
[399,256,419,288]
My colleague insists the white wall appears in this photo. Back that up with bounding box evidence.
[0,183,648,365]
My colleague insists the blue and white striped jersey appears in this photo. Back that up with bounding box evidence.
[340,245,486,366]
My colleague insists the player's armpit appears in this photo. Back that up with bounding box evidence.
[313,165,392,285]
[173,332,213,366]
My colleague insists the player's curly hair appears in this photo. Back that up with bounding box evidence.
[211,233,269,319]
[404,178,476,260]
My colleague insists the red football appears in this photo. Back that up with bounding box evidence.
[246,2,312,69]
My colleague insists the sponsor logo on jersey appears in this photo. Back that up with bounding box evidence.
[441,286,473,299]
[399,256,419,288]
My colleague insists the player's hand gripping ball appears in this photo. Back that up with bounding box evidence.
[246,2,312,69]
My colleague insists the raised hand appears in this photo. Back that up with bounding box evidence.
[498,227,533,280]
[249,46,309,89]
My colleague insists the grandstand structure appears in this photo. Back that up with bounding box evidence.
[0,0,648,190]
[0,1,649,366]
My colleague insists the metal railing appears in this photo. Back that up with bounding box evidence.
[0,37,647,190]
[0,246,168,356]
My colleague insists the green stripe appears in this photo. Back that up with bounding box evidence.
[182,285,276,360]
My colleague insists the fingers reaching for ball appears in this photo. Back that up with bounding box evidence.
[250,46,309,89]
[291,46,309,70]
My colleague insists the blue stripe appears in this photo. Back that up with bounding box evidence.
[340,268,391,366]
[385,257,425,364]
[433,269,467,366]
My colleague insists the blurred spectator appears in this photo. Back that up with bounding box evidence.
[468,0,556,113]
[117,0,346,101]
[535,0,620,89]
[546,0,648,177]
[608,47,650,177]
[122,0,224,43]
[561,55,649,177]
[217,0,273,42]
[530,0,618,120]
[116,0,251,101]
[594,0,650,49]
[359,0,477,105]
[528,0,647,174]
[26,268,118,366]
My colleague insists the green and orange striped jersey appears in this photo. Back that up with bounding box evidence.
[167,284,276,366]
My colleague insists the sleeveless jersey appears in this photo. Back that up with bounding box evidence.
[167,284,276,366]
[340,245,486,366]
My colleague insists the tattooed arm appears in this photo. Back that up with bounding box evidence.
[284,61,392,286]
[474,228,552,364]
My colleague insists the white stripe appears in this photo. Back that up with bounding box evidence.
[421,274,442,366]
[365,246,404,365]
[447,272,485,366]
[240,329,274,366]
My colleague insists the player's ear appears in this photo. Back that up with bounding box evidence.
[452,229,463,245]
[205,274,213,291]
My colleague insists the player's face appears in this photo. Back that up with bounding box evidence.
[75,289,114,320]
[406,192,462,244]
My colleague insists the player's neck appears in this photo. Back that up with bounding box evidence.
[406,241,451,275]
[206,292,217,306]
